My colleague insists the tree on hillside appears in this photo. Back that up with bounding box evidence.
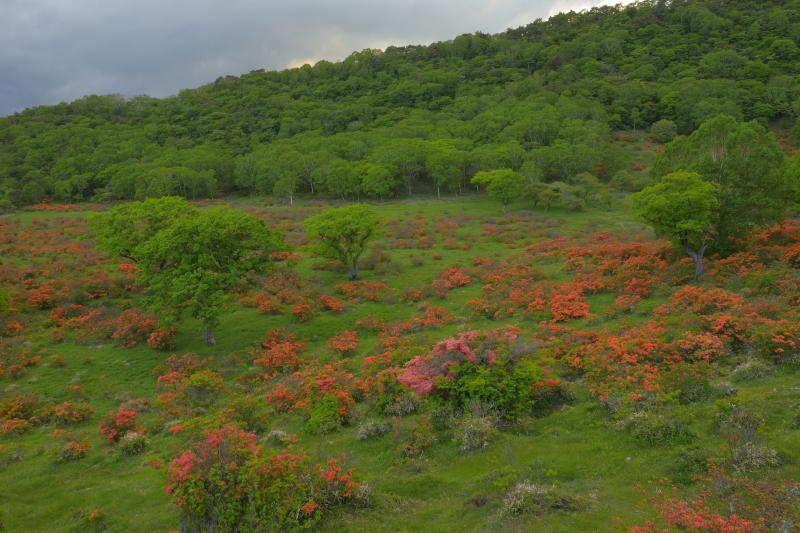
[471,169,525,212]
[91,198,284,345]
[358,163,396,200]
[653,114,793,252]
[633,172,719,281]
[426,141,465,198]
[304,204,379,280]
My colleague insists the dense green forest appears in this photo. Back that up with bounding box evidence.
[2,0,800,208]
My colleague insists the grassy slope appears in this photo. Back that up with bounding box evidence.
[1,194,798,532]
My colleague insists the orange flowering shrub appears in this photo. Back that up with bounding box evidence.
[327,330,359,355]
[318,294,345,312]
[335,280,391,302]
[166,425,364,531]
[147,327,177,350]
[99,407,142,444]
[252,329,304,379]
[108,308,159,347]
[52,401,95,425]
[290,303,315,322]
[549,291,590,322]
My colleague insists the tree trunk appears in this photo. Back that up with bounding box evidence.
[348,261,359,280]
[682,240,706,281]
[436,184,440,199]
[204,327,216,346]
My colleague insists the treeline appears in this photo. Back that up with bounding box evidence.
[1,0,800,207]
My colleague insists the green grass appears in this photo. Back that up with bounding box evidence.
[1,196,798,532]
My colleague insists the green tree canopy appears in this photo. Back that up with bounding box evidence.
[471,169,525,211]
[653,114,792,252]
[91,198,284,344]
[304,204,379,280]
[633,171,720,281]
[88,196,195,262]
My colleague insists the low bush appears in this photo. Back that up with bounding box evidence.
[455,414,495,452]
[119,431,149,456]
[307,395,346,435]
[502,481,582,515]
[356,420,391,441]
[616,411,694,446]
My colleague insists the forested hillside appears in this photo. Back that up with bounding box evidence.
[2,0,800,207]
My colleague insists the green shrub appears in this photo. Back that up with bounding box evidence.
[306,396,345,434]
[650,119,678,143]
[530,380,575,416]
[502,481,581,515]
[730,359,772,382]
[438,358,541,421]
[714,401,763,444]
[454,413,495,452]
[616,411,694,446]
[356,420,391,441]
[119,432,149,456]
[731,442,780,473]
[382,393,420,417]
[266,429,291,446]
[668,446,710,485]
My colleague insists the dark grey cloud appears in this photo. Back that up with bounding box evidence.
[0,0,621,116]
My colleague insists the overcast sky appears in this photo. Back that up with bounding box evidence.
[0,0,620,116]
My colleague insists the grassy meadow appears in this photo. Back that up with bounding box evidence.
[0,195,798,532]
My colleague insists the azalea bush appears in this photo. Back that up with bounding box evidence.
[99,407,142,444]
[398,327,542,420]
[166,425,365,532]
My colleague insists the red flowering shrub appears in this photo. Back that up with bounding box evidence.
[671,332,726,363]
[29,284,55,309]
[52,401,95,425]
[397,327,539,419]
[412,305,452,329]
[290,303,315,322]
[335,280,391,302]
[99,407,142,444]
[108,309,158,347]
[53,429,90,462]
[166,425,364,531]
[253,328,305,379]
[328,330,359,354]
[669,286,743,315]
[355,317,385,333]
[263,361,356,419]
[755,319,800,363]
[635,464,800,532]
[147,327,176,350]
[550,291,590,322]
[398,415,435,458]
[612,294,641,314]
[318,294,345,312]
[0,395,44,435]
[433,266,472,290]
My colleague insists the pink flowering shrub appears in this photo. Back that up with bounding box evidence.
[397,327,541,419]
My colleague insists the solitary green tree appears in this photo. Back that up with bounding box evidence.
[471,169,525,212]
[653,114,791,251]
[91,198,284,345]
[138,207,283,345]
[88,196,195,262]
[304,204,379,280]
[633,172,720,281]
